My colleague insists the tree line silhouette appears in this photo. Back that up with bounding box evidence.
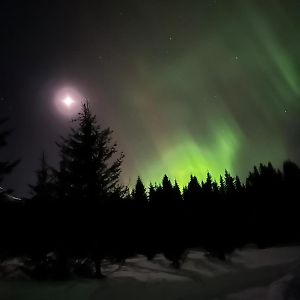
[0,103,299,279]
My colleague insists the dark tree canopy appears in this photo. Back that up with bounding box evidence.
[29,152,53,199]
[132,176,147,206]
[55,102,124,204]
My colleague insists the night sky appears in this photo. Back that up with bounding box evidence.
[1,0,300,195]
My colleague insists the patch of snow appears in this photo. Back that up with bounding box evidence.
[0,246,299,299]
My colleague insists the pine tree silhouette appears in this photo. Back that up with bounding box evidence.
[131,176,148,256]
[132,176,147,207]
[29,152,54,201]
[54,101,124,278]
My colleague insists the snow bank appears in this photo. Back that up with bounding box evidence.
[0,245,299,300]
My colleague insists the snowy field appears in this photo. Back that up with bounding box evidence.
[0,245,299,300]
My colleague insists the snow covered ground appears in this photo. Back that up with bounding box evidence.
[0,245,299,300]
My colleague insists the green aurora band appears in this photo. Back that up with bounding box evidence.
[92,1,300,188]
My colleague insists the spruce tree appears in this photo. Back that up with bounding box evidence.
[219,175,225,195]
[56,103,124,205]
[132,176,147,207]
[29,152,53,201]
[55,101,124,278]
[224,170,235,195]
[130,177,148,255]
[172,180,182,203]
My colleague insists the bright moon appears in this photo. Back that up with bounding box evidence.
[63,96,74,108]
[54,86,82,116]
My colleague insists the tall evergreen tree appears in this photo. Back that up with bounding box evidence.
[219,175,225,195]
[29,152,53,200]
[54,102,124,278]
[235,176,243,193]
[132,176,147,206]
[203,172,213,194]
[183,175,201,203]
[131,176,148,255]
[162,174,173,202]
[56,103,124,204]
[172,180,182,204]
[224,170,235,195]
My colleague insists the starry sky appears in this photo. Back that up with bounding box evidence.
[0,0,300,195]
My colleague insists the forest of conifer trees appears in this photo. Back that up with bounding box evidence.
[0,104,299,280]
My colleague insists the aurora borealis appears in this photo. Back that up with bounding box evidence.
[108,0,300,187]
[1,0,300,194]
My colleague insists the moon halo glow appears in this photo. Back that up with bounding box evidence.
[54,87,82,116]
[63,96,74,108]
